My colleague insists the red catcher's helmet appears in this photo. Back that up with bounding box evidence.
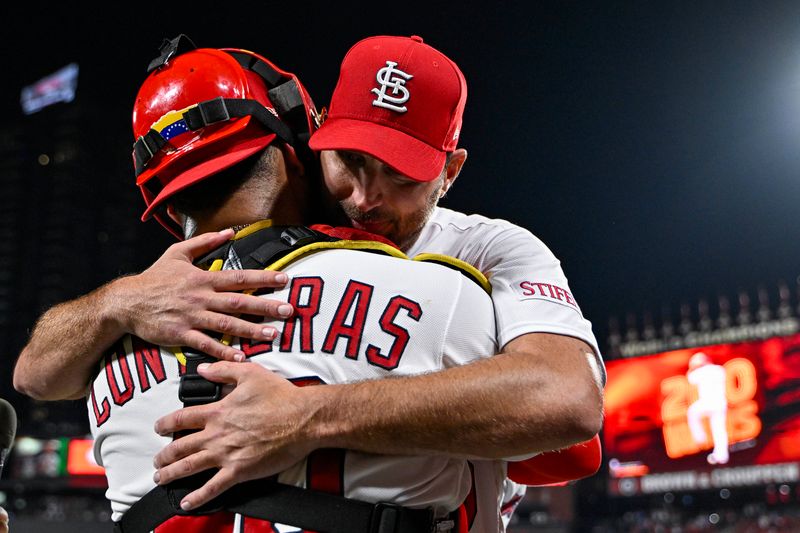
[132,40,319,237]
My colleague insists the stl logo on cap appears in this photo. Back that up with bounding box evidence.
[371,60,413,113]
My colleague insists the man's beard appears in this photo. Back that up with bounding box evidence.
[340,203,388,224]
[339,203,398,242]
[337,186,441,251]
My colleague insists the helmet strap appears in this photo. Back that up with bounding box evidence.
[147,34,197,73]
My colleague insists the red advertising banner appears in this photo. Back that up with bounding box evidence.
[604,333,800,495]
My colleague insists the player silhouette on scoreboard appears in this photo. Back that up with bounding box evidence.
[686,352,730,465]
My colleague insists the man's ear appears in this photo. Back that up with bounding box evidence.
[165,204,182,227]
[441,148,467,197]
[165,203,195,239]
[280,144,305,178]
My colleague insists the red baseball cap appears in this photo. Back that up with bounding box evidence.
[309,35,466,182]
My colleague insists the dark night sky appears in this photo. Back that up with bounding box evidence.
[3,1,800,351]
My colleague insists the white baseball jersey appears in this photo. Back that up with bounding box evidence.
[88,243,497,527]
[408,207,604,532]
[408,207,599,357]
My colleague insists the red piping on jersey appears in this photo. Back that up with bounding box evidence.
[460,462,477,532]
[507,435,601,485]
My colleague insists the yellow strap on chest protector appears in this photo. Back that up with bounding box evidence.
[412,253,492,295]
[266,243,490,295]
[265,239,407,271]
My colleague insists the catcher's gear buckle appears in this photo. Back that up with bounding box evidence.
[434,519,455,532]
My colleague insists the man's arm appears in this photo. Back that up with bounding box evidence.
[152,332,603,510]
[14,230,293,401]
[312,333,603,457]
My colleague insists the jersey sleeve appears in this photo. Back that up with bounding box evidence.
[506,435,602,485]
[441,276,498,368]
[479,225,605,382]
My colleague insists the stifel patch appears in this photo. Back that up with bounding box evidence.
[514,281,582,314]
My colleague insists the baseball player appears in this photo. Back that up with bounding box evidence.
[687,352,730,465]
[87,44,500,532]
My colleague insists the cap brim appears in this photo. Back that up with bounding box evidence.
[309,117,446,182]
[140,133,276,221]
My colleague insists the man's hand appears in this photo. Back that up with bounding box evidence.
[152,362,322,511]
[150,334,603,511]
[116,229,294,362]
[14,229,294,400]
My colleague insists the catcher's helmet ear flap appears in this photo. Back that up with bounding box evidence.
[131,40,320,238]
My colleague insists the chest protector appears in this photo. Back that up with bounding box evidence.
[116,223,487,533]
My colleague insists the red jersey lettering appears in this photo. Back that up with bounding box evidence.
[517,281,579,311]
[132,337,167,392]
[366,296,422,370]
[241,337,273,357]
[280,277,323,353]
[90,384,110,427]
[105,342,135,406]
[322,280,373,359]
